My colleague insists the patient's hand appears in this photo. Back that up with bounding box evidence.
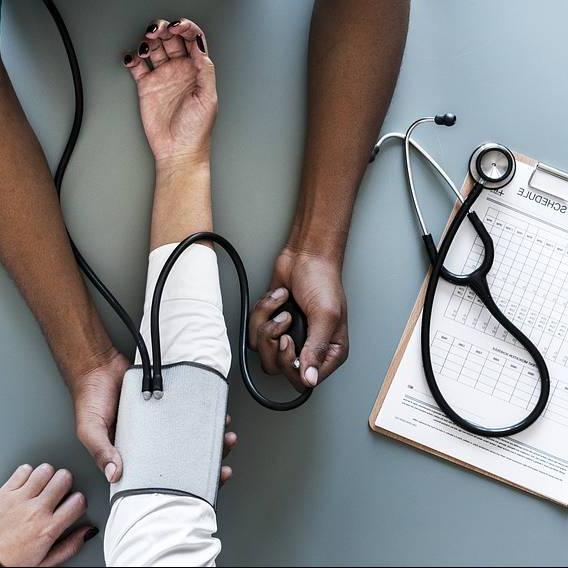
[0,464,96,567]
[124,18,217,169]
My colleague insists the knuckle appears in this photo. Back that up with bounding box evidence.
[321,305,341,323]
[258,321,275,338]
[255,294,272,311]
[41,520,61,544]
[312,341,331,358]
[92,447,109,466]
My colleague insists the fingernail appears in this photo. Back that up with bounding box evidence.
[279,335,289,351]
[273,311,289,323]
[123,54,133,65]
[84,527,99,542]
[305,366,318,387]
[168,20,181,28]
[270,287,287,300]
[146,23,158,34]
[196,34,206,53]
[138,42,150,56]
[105,462,117,483]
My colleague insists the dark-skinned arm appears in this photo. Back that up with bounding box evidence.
[250,0,410,389]
[0,57,128,482]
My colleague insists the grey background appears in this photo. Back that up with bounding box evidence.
[1,0,568,565]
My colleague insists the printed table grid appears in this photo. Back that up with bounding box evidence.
[444,207,568,367]
[432,331,568,427]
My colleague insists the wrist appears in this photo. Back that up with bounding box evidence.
[155,157,210,191]
[50,301,117,387]
[286,218,347,268]
[155,152,210,178]
[65,343,121,393]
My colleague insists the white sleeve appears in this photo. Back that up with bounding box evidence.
[104,243,231,567]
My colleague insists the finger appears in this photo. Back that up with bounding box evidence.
[139,39,168,68]
[299,307,342,388]
[2,464,33,491]
[174,22,216,95]
[154,19,187,59]
[225,414,232,427]
[144,19,160,38]
[277,335,305,393]
[39,469,73,511]
[219,466,232,488]
[39,526,97,568]
[223,432,238,459]
[21,463,55,498]
[249,287,289,350]
[168,18,206,56]
[76,419,123,483]
[123,52,151,82]
[51,492,88,535]
[317,321,349,380]
[257,311,292,375]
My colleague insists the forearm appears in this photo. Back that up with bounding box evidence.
[0,59,113,381]
[150,158,213,250]
[289,0,409,264]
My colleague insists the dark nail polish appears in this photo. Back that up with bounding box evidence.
[146,23,158,34]
[123,54,133,65]
[84,527,99,542]
[138,42,150,56]
[168,20,181,29]
[196,34,206,54]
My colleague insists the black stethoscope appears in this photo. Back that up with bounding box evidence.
[372,114,551,437]
[43,0,311,411]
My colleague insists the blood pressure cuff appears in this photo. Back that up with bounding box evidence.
[110,362,228,508]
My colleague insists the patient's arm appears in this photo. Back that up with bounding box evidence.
[0,57,128,482]
[105,19,235,567]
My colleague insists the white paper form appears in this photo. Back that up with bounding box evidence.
[375,159,568,504]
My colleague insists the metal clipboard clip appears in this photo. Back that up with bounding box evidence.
[528,161,568,202]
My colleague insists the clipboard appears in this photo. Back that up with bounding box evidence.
[368,150,568,505]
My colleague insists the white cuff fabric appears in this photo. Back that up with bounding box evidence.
[135,243,231,377]
[105,243,231,567]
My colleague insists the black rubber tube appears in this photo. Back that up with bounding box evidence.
[150,233,312,411]
[42,0,152,389]
[421,183,550,437]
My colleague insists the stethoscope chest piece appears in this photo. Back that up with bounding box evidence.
[469,143,516,190]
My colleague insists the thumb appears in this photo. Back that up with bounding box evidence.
[39,526,98,567]
[299,307,340,388]
[76,417,123,483]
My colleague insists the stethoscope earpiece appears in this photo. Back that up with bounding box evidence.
[469,143,516,190]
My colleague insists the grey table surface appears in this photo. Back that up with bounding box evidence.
[2,0,568,565]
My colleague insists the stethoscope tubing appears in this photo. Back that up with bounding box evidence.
[421,182,550,437]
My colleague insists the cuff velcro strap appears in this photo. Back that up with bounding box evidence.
[110,363,228,508]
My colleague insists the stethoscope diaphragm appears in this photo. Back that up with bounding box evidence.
[469,143,516,190]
